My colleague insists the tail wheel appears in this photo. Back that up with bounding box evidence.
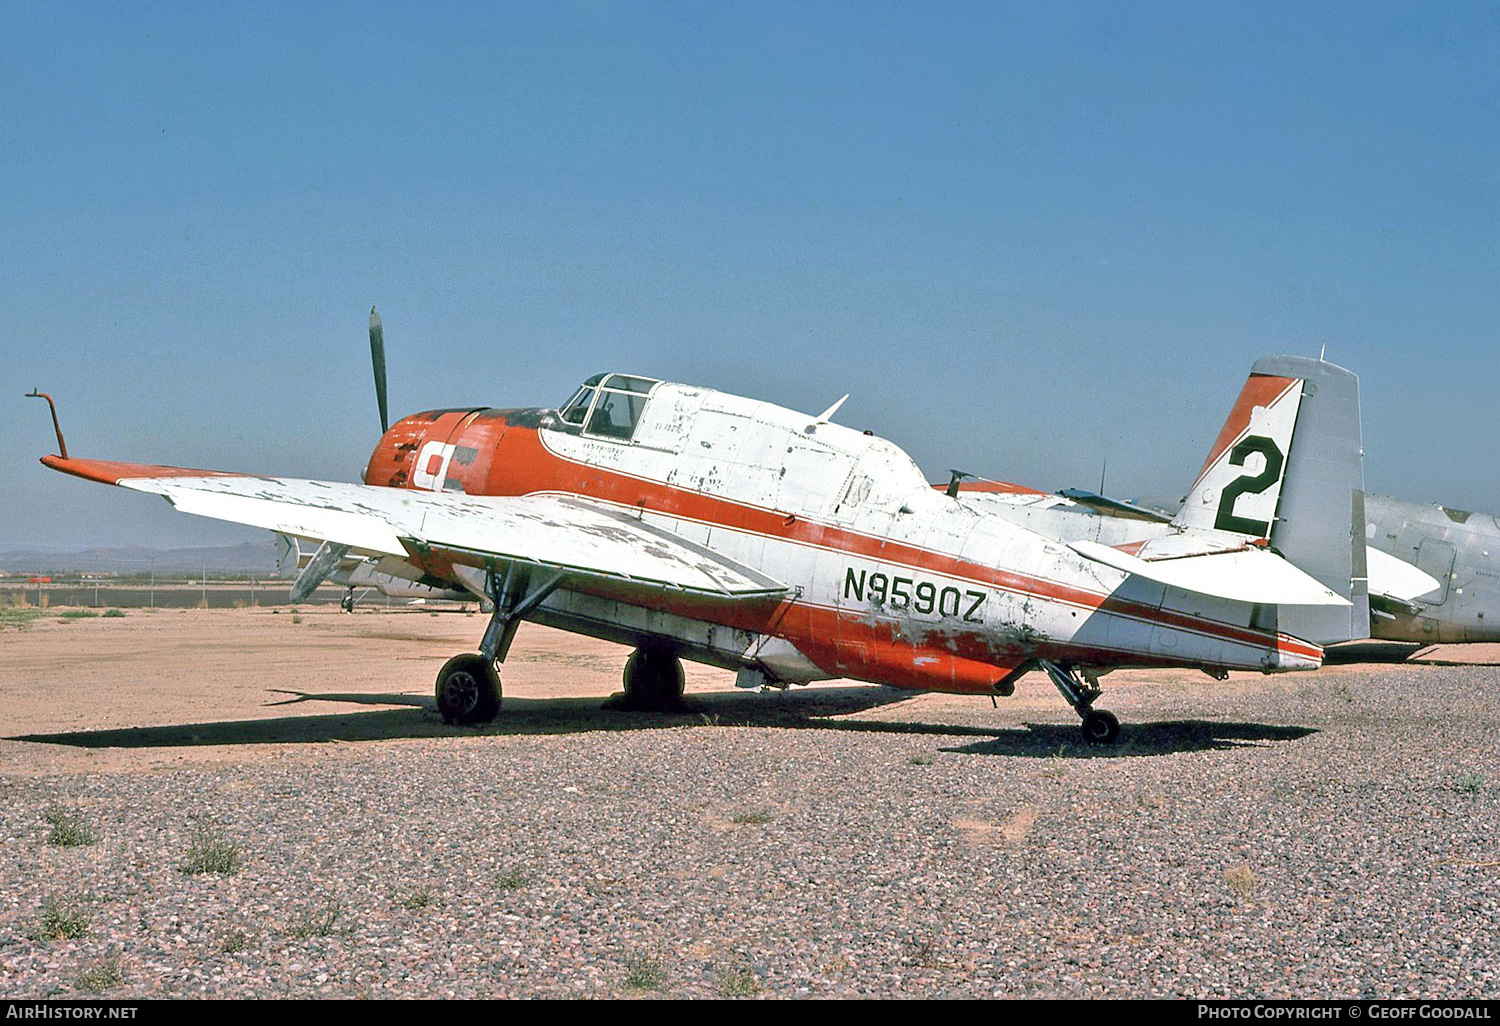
[622,647,685,708]
[435,652,501,725]
[1080,709,1120,745]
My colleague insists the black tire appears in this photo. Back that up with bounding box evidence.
[340,593,355,613]
[622,646,685,708]
[435,652,501,725]
[1080,708,1120,745]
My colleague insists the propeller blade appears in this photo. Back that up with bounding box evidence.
[369,306,389,434]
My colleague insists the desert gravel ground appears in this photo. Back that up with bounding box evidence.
[0,607,1495,999]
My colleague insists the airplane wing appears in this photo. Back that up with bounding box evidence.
[1068,538,1349,606]
[1054,488,1174,523]
[42,455,787,599]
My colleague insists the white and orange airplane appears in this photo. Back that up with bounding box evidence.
[30,315,1366,743]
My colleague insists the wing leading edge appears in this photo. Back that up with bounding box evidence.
[40,455,787,599]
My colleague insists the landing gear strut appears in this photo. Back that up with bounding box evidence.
[434,564,562,725]
[1039,660,1121,745]
[620,644,685,710]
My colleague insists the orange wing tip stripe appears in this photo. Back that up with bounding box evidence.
[40,455,242,486]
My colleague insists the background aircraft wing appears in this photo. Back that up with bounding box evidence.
[1054,488,1175,522]
[42,455,788,598]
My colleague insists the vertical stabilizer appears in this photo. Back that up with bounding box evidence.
[1174,356,1369,643]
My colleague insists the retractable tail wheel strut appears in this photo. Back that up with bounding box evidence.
[1039,660,1120,745]
[434,565,562,725]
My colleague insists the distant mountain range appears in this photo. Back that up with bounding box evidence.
[0,543,282,575]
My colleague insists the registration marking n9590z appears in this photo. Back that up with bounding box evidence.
[843,568,985,622]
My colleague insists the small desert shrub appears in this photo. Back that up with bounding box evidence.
[219,930,250,954]
[1455,771,1485,795]
[287,899,342,939]
[0,608,44,629]
[731,810,773,825]
[1223,864,1256,899]
[44,807,96,847]
[909,753,934,766]
[30,897,90,941]
[102,608,126,618]
[497,867,527,891]
[716,963,760,998]
[180,825,240,875]
[73,957,123,993]
[58,609,97,620]
[622,953,667,992]
[291,614,303,624]
[398,888,433,910]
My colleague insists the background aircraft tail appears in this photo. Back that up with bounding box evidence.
[1172,355,1370,643]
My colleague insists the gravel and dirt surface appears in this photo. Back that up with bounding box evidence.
[0,607,1495,999]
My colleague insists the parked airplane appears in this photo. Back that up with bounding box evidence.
[274,532,478,612]
[29,320,1362,744]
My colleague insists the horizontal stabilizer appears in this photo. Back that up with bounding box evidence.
[1366,546,1442,603]
[1069,539,1350,606]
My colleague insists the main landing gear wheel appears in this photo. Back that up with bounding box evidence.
[622,646,685,710]
[1080,708,1120,745]
[340,590,356,613]
[435,652,501,725]
[1038,660,1123,745]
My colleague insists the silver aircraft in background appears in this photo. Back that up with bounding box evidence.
[1363,494,1500,643]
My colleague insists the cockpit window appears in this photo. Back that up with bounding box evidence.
[604,374,656,394]
[558,373,660,440]
[559,385,595,425]
[587,388,648,439]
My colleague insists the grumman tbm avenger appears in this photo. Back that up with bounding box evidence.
[30,314,1366,744]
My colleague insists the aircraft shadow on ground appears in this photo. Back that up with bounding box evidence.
[1322,640,1425,664]
[8,686,1317,758]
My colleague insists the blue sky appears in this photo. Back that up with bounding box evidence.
[4,2,1497,548]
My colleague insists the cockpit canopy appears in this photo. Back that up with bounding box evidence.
[558,373,661,440]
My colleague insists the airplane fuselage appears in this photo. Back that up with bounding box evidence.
[359,380,1318,694]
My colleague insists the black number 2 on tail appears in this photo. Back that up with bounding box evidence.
[1214,435,1284,537]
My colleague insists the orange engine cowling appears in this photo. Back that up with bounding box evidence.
[363,407,546,495]
[364,408,487,491]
